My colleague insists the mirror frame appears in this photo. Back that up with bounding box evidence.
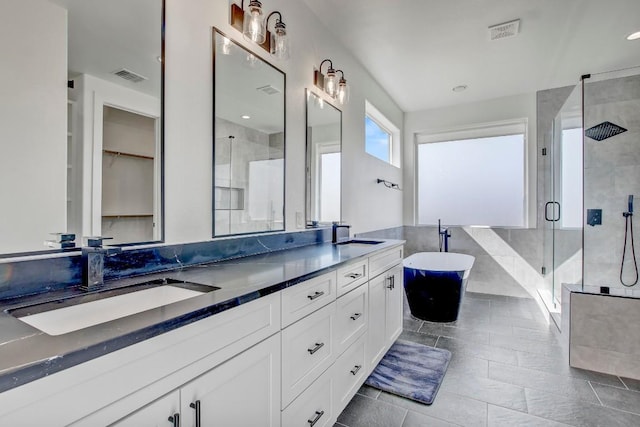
[305,89,342,228]
[0,0,165,259]
[211,27,287,238]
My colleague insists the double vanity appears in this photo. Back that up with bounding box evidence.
[0,238,404,426]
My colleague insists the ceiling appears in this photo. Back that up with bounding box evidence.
[303,0,640,112]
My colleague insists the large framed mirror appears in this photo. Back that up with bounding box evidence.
[305,90,342,226]
[213,29,285,237]
[0,0,164,255]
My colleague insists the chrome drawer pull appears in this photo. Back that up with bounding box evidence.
[308,410,325,427]
[168,414,179,427]
[386,276,395,290]
[307,291,325,300]
[350,312,362,321]
[350,365,362,375]
[346,272,362,279]
[307,342,324,355]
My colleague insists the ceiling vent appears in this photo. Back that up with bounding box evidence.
[112,68,148,83]
[489,19,520,41]
[256,84,281,95]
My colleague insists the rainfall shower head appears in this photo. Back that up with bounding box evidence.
[585,121,627,141]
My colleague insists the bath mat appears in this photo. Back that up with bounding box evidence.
[365,339,451,405]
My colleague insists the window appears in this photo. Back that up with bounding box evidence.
[416,120,527,227]
[365,100,400,166]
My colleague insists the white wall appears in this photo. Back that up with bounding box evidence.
[164,0,404,241]
[0,0,67,253]
[403,93,537,228]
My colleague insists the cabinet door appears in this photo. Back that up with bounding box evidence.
[110,390,180,427]
[180,333,281,427]
[367,273,387,369]
[385,264,403,346]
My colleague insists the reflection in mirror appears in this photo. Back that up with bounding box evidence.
[213,30,285,236]
[306,90,342,226]
[0,0,163,254]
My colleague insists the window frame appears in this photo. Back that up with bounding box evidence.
[415,118,530,228]
[365,100,401,167]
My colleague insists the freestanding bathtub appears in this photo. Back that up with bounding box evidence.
[403,252,475,322]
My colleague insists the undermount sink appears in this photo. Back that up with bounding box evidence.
[336,239,384,246]
[9,278,219,336]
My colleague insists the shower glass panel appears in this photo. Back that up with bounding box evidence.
[541,82,583,316]
[583,67,640,292]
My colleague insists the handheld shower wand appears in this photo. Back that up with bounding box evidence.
[621,194,638,287]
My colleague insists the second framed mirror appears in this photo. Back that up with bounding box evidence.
[305,90,342,227]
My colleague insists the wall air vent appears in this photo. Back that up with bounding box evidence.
[256,84,281,95]
[489,19,520,41]
[112,68,148,83]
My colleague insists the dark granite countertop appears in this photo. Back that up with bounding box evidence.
[0,239,403,393]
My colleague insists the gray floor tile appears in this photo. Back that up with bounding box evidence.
[419,321,491,344]
[337,394,407,427]
[357,384,381,399]
[399,330,438,347]
[487,361,600,404]
[378,390,488,427]
[447,353,489,378]
[621,376,640,392]
[489,333,565,357]
[525,388,640,427]
[440,372,528,412]
[591,382,640,415]
[436,336,519,365]
[491,314,548,331]
[487,405,571,427]
[402,410,461,427]
[511,325,560,344]
[403,318,422,332]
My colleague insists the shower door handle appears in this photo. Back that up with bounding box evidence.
[545,202,561,222]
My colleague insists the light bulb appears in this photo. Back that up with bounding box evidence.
[243,1,266,44]
[271,22,289,60]
[324,69,337,97]
[337,80,349,105]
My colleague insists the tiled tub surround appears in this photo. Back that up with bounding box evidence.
[568,288,640,381]
[0,230,399,393]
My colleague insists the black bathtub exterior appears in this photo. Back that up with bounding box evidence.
[404,268,466,322]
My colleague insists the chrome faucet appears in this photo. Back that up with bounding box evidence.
[332,222,351,244]
[81,237,121,290]
[438,219,451,252]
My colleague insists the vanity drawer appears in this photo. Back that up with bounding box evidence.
[336,259,368,297]
[334,283,367,356]
[281,371,334,427]
[281,271,337,327]
[369,246,404,278]
[282,302,336,407]
[332,334,366,413]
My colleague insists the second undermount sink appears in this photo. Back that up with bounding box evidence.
[9,278,219,336]
[336,239,384,246]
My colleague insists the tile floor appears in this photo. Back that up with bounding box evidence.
[335,292,640,427]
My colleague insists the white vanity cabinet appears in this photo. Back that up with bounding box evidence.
[367,248,404,369]
[0,243,405,427]
[110,391,180,427]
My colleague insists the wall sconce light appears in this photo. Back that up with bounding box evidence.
[314,59,349,105]
[230,1,289,60]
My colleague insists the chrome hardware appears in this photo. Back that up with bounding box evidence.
[190,401,201,427]
[168,413,180,427]
[308,410,325,427]
[307,342,324,355]
[307,291,325,300]
[386,276,395,290]
[350,312,362,321]
[350,365,362,375]
[346,272,362,280]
